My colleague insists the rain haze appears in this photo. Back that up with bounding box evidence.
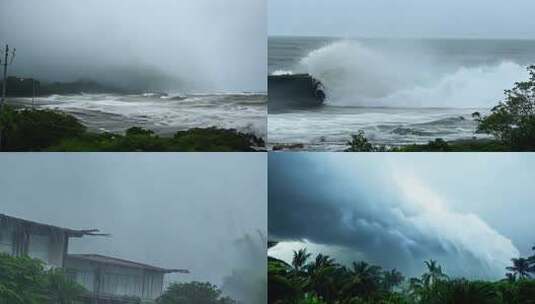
[269,0,535,39]
[269,153,535,280]
[0,153,267,303]
[0,0,267,93]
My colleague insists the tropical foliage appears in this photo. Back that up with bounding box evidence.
[157,281,238,304]
[0,253,85,304]
[268,246,535,304]
[474,65,535,150]
[0,105,264,151]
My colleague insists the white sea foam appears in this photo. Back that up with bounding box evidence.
[300,41,528,108]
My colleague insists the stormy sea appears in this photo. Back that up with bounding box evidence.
[11,93,267,138]
[268,36,535,151]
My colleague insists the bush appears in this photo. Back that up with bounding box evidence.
[345,131,389,152]
[157,282,237,304]
[173,127,265,152]
[0,106,264,151]
[475,65,535,150]
[0,106,86,151]
[0,253,85,304]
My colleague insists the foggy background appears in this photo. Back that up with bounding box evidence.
[0,153,267,303]
[269,153,535,280]
[0,0,266,93]
[269,0,535,39]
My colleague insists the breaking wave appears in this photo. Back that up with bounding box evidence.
[299,41,528,108]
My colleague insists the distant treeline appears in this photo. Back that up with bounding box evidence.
[268,246,535,304]
[1,76,135,96]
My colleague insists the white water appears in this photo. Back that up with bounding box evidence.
[12,93,267,137]
[299,41,528,108]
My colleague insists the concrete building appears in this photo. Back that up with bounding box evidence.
[65,254,188,303]
[0,213,102,267]
[0,214,188,303]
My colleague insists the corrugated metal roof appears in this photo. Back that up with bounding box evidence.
[0,214,108,238]
[67,254,189,274]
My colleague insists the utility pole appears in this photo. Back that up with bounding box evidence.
[1,44,16,109]
[32,78,35,107]
[0,44,16,151]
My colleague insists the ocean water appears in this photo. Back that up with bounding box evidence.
[268,36,535,151]
[11,93,267,138]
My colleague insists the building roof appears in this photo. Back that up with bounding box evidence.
[0,214,108,238]
[67,254,190,274]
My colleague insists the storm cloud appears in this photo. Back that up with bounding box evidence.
[0,153,267,303]
[269,0,535,39]
[268,153,535,279]
[0,0,266,93]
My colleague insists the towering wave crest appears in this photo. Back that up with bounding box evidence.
[300,41,528,108]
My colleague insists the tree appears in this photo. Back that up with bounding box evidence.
[304,254,339,302]
[0,253,85,304]
[346,131,375,152]
[157,282,237,304]
[43,268,85,304]
[422,260,448,287]
[382,269,405,291]
[340,261,383,299]
[529,245,535,275]
[475,65,535,150]
[507,258,532,279]
[0,253,47,304]
[292,249,312,273]
[432,279,498,304]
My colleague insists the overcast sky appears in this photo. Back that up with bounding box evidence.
[269,153,535,280]
[269,0,535,39]
[0,0,266,92]
[0,153,266,303]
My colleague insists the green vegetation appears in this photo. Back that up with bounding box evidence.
[473,65,535,151]
[0,106,264,151]
[0,253,85,304]
[157,282,237,304]
[346,65,535,152]
[268,246,535,304]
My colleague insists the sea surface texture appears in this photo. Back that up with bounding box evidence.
[268,37,535,151]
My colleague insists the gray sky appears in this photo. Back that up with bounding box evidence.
[269,0,535,39]
[0,0,266,92]
[269,153,535,280]
[0,153,266,303]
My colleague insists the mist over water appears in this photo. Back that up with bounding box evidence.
[296,40,529,107]
[0,0,266,93]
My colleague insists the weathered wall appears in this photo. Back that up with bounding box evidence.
[65,258,165,300]
[0,217,67,267]
[0,225,14,254]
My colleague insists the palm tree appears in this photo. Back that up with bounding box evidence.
[528,245,535,270]
[304,254,339,303]
[338,261,383,300]
[382,268,405,291]
[504,272,517,283]
[292,249,311,272]
[507,257,532,279]
[422,260,448,287]
[408,277,425,301]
